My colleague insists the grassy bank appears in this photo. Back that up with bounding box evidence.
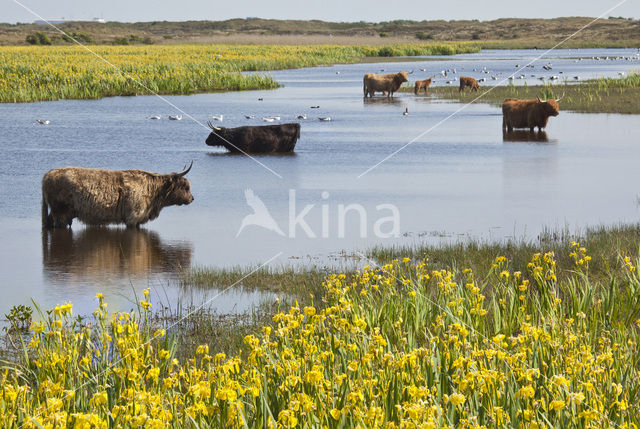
[415,72,640,114]
[0,43,478,103]
[3,223,640,427]
[175,223,640,358]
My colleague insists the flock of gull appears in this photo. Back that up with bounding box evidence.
[34,51,639,126]
[141,101,332,123]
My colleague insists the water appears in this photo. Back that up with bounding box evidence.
[1,48,639,317]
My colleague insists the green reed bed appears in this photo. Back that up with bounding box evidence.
[0,43,479,102]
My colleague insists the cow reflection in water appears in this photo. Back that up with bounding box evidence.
[363,97,403,106]
[503,130,549,143]
[42,227,192,282]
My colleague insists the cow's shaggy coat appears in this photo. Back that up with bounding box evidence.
[502,97,560,132]
[363,72,409,98]
[414,78,433,95]
[459,76,480,92]
[42,165,194,228]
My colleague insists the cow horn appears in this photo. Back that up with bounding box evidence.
[536,96,542,102]
[207,120,222,131]
[556,92,565,102]
[407,70,414,74]
[177,161,193,177]
[207,121,221,131]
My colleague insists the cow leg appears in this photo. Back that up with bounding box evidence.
[49,203,73,228]
[42,198,53,228]
[51,213,71,228]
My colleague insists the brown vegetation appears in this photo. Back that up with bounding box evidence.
[1,17,639,47]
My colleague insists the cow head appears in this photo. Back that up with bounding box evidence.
[206,121,225,146]
[536,96,560,117]
[165,162,194,206]
[396,72,409,84]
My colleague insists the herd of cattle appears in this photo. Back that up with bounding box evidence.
[41,70,562,229]
[363,70,561,132]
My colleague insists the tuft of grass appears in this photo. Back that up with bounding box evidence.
[182,265,332,303]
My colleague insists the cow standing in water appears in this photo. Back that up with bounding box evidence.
[206,123,300,153]
[459,76,480,92]
[42,164,194,228]
[363,72,409,98]
[502,96,561,132]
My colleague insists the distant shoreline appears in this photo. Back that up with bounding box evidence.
[1,17,639,47]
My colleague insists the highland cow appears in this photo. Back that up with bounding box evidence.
[206,123,300,153]
[459,76,480,92]
[42,164,194,228]
[414,77,433,95]
[502,96,561,132]
[363,72,409,98]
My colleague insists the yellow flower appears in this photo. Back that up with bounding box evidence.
[146,367,160,381]
[330,408,341,420]
[449,393,466,406]
[549,400,565,411]
[517,385,536,399]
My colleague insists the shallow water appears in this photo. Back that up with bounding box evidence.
[1,48,639,317]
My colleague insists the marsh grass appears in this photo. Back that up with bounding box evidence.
[181,265,330,301]
[415,72,640,114]
[149,303,276,361]
[3,223,640,427]
[369,223,640,282]
[3,223,639,366]
[0,43,479,102]
[170,223,640,359]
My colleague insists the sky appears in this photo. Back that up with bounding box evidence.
[2,0,638,24]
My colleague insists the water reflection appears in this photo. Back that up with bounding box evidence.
[503,130,549,143]
[205,151,298,158]
[42,227,192,283]
[363,97,403,106]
